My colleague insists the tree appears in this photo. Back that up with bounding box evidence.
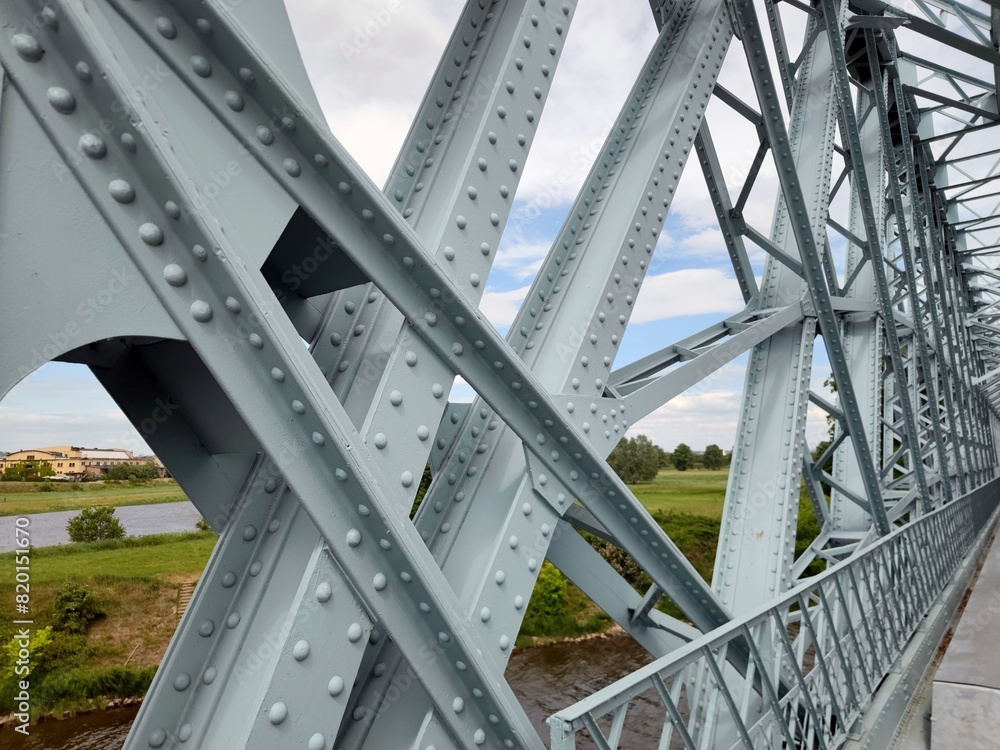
[703,444,725,470]
[672,443,694,471]
[2,460,54,481]
[67,506,126,542]
[607,435,663,483]
[105,461,161,481]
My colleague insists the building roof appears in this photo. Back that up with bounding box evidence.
[78,450,134,460]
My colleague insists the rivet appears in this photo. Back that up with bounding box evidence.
[480,607,491,622]
[109,180,136,204]
[249,333,264,348]
[254,125,275,147]
[139,223,164,246]
[164,201,181,219]
[173,672,191,691]
[249,561,263,576]
[120,133,137,152]
[198,620,215,637]
[75,62,92,82]
[190,55,212,77]
[308,733,326,750]
[148,729,167,748]
[203,666,217,684]
[226,611,241,629]
[196,18,213,35]
[373,573,387,591]
[190,301,213,322]
[225,297,241,313]
[178,725,192,742]
[270,367,285,382]
[268,702,288,725]
[155,17,177,39]
[79,133,107,159]
[242,524,257,541]
[221,571,236,588]
[12,34,43,62]
[225,91,245,111]
[316,582,333,602]
[389,390,403,406]
[495,570,505,585]
[283,158,301,177]
[47,87,76,114]
[239,67,255,83]
[348,623,364,642]
[328,675,345,696]
[401,471,414,487]
[293,640,311,661]
[374,432,388,449]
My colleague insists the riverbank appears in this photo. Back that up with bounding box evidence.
[0,532,216,721]
[0,480,187,517]
[0,470,820,723]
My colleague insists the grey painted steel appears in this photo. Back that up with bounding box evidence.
[2,0,999,748]
[550,479,1000,750]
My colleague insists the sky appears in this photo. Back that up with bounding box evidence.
[0,0,875,456]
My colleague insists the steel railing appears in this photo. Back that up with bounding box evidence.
[548,481,1000,749]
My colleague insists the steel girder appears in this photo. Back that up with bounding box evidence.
[2,0,1000,748]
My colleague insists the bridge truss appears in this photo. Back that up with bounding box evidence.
[1,0,999,747]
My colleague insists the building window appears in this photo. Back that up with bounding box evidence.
[26,455,35,460]
[57,463,63,468]
[69,463,75,468]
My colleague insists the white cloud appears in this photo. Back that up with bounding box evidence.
[479,286,529,330]
[493,240,552,281]
[632,269,745,324]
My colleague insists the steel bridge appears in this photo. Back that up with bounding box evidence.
[1,0,999,747]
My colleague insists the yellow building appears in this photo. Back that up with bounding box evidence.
[0,446,161,478]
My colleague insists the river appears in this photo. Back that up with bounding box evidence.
[0,502,203,552]
[2,636,666,749]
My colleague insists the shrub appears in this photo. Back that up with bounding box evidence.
[195,517,212,532]
[54,583,106,634]
[39,482,54,492]
[519,562,580,637]
[67,506,126,543]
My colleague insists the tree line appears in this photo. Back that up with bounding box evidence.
[606,435,730,483]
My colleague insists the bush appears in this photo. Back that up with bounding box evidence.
[67,507,126,543]
[195,517,212,532]
[39,482,54,492]
[519,563,579,637]
[54,583,106,634]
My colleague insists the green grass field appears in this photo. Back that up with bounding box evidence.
[0,481,187,517]
[628,469,730,517]
[0,467,749,713]
[0,532,217,715]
